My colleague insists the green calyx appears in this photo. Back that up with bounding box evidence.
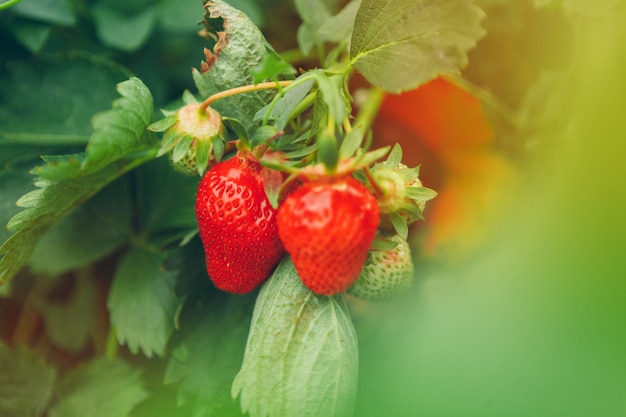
[365,144,437,238]
[148,103,225,176]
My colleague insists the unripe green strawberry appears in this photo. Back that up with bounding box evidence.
[348,234,413,301]
[365,145,437,237]
[277,175,380,296]
[148,102,225,176]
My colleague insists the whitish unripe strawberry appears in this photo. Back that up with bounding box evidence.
[347,234,414,301]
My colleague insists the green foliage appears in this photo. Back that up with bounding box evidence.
[232,258,359,417]
[350,0,486,93]
[48,358,149,417]
[165,292,255,417]
[192,0,276,131]
[0,78,156,285]
[0,344,56,417]
[36,274,97,352]
[0,58,128,145]
[27,177,131,276]
[108,248,180,357]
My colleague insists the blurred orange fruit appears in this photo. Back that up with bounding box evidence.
[371,76,517,258]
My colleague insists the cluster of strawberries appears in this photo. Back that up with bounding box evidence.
[152,102,436,301]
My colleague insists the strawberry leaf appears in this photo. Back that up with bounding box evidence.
[92,5,157,52]
[0,59,126,145]
[0,78,155,285]
[164,293,254,417]
[108,248,180,357]
[193,0,275,130]
[35,274,96,352]
[27,177,131,276]
[82,77,155,172]
[350,0,486,93]
[317,0,362,44]
[0,343,56,417]
[294,0,331,55]
[232,257,359,417]
[48,358,148,417]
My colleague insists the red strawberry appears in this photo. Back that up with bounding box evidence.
[277,176,380,296]
[195,152,284,293]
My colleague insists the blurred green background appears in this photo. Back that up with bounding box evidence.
[355,6,626,416]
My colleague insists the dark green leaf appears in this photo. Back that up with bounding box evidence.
[6,19,51,52]
[134,157,199,235]
[0,58,128,145]
[108,248,180,357]
[250,51,296,84]
[193,0,276,130]
[0,155,151,285]
[255,77,315,131]
[164,293,255,417]
[350,0,486,93]
[83,77,155,172]
[251,125,280,148]
[0,343,56,417]
[232,257,359,417]
[48,358,148,417]
[36,274,96,352]
[0,78,155,285]
[92,4,157,52]
[156,0,205,33]
[12,0,76,26]
[27,177,131,275]
[0,164,38,247]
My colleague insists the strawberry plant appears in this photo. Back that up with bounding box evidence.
[0,0,607,417]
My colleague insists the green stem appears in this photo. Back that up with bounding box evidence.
[105,325,119,360]
[287,91,317,124]
[0,0,23,10]
[353,86,386,133]
[200,80,293,112]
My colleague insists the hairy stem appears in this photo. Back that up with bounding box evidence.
[200,80,294,112]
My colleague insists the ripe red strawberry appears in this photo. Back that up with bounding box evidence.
[195,152,284,293]
[277,176,380,296]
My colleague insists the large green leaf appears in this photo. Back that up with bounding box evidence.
[0,343,56,417]
[192,0,276,130]
[48,358,148,417]
[0,78,155,285]
[11,0,76,26]
[350,0,486,93]
[164,293,254,417]
[0,59,127,145]
[232,257,359,417]
[92,4,157,52]
[134,158,199,237]
[108,248,180,357]
[28,176,131,276]
[36,274,96,352]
